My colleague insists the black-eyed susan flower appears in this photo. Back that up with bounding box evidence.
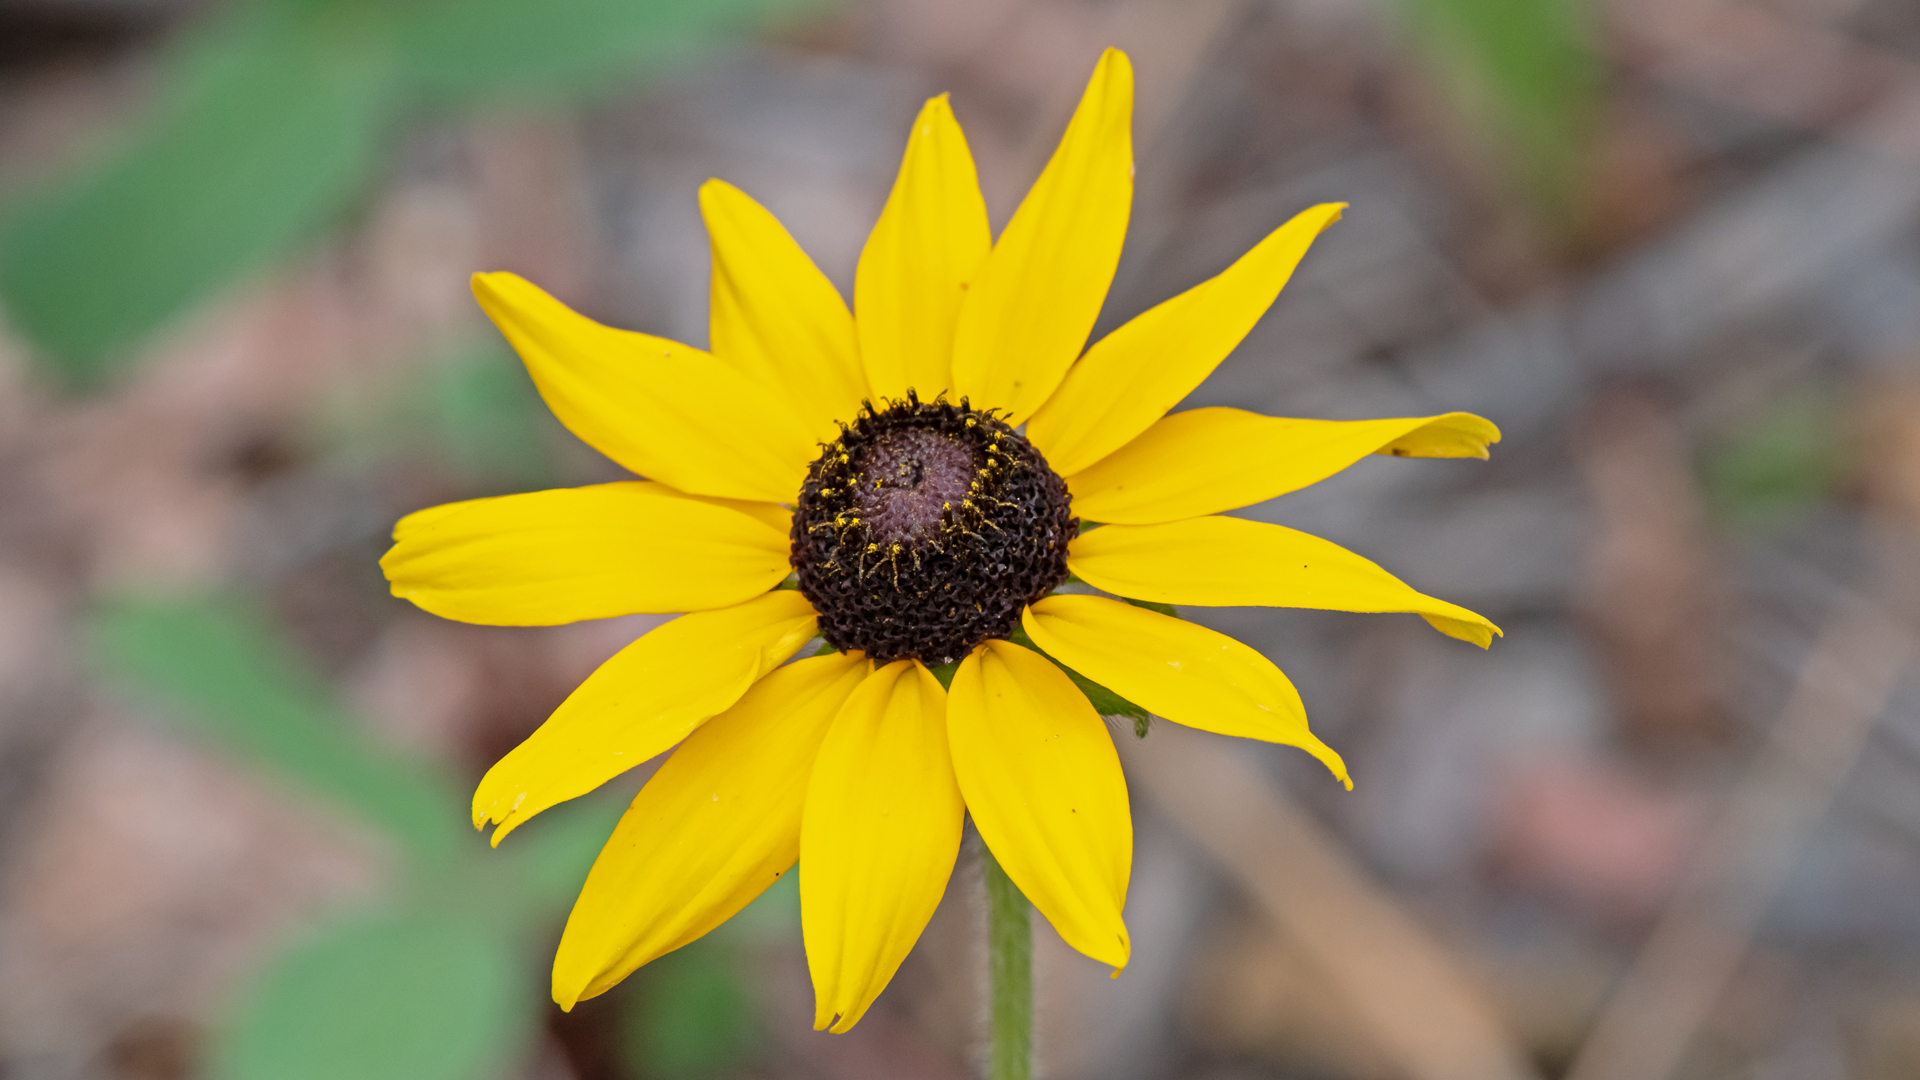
[380,47,1499,1034]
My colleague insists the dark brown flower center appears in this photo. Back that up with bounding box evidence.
[790,395,1076,665]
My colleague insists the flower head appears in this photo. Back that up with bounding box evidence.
[381,48,1500,1033]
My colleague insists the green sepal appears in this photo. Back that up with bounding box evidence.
[1003,627,1150,733]
[1121,596,1177,618]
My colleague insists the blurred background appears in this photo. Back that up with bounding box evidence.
[4,0,1920,1078]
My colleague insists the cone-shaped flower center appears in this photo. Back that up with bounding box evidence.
[791,396,1076,664]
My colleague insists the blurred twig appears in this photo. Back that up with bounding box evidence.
[1611,0,1920,166]
[1119,726,1540,1080]
[1563,594,1912,1080]
[1406,101,1920,447]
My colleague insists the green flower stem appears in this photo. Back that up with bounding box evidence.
[983,845,1032,1080]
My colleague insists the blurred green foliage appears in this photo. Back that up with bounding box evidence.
[1381,0,1600,218]
[398,0,803,101]
[417,341,552,485]
[0,7,394,377]
[0,0,1595,373]
[0,0,820,384]
[1703,389,1846,527]
[214,908,530,1080]
[629,938,760,1080]
[90,596,466,867]
[317,337,555,489]
[88,595,771,1080]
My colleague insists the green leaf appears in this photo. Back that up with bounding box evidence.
[87,595,465,865]
[214,907,532,1080]
[626,937,757,1080]
[0,0,841,381]
[0,6,398,380]
[394,0,821,101]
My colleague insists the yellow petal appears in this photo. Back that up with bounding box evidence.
[552,652,871,1009]
[1068,516,1501,647]
[1069,408,1502,524]
[703,180,869,442]
[948,640,1131,968]
[1023,596,1349,786]
[1025,204,1346,476]
[949,49,1132,423]
[855,95,991,403]
[473,590,819,843]
[801,661,963,1033]
[472,271,814,502]
[681,494,792,535]
[381,482,791,625]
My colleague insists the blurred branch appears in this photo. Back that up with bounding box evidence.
[1563,595,1912,1080]
[1119,726,1540,1080]
[1611,0,1920,166]
[1404,88,1920,446]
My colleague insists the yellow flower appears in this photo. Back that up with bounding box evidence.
[380,48,1500,1033]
